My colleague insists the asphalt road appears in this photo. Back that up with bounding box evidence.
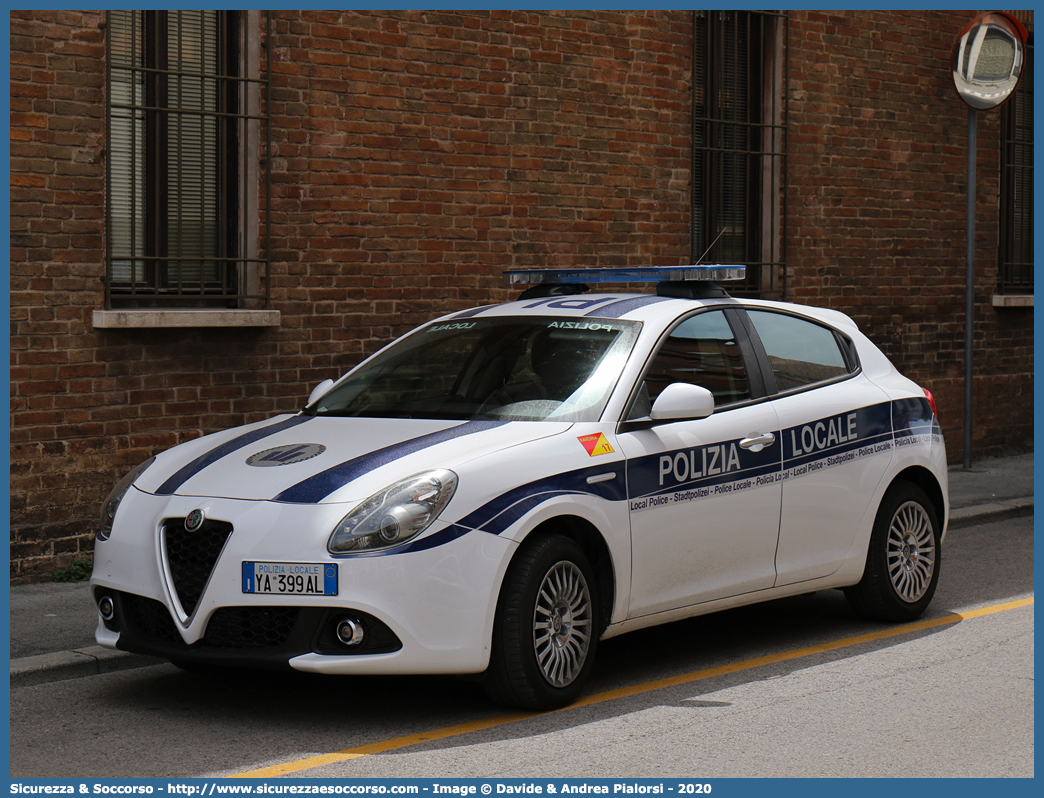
[9,516,1033,779]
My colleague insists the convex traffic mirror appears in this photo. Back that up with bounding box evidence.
[951,11,1028,110]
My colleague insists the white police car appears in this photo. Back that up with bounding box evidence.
[91,266,948,710]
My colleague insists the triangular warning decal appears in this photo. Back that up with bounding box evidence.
[577,432,614,456]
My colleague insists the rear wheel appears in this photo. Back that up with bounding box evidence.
[845,481,941,622]
[484,534,599,710]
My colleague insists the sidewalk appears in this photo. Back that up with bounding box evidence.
[10,453,1033,688]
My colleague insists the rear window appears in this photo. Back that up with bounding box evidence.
[746,310,852,391]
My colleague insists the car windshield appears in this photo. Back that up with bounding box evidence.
[306,317,641,422]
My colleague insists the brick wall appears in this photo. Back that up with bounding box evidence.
[785,9,1033,459]
[9,10,694,579]
[11,10,110,579]
[8,9,1033,579]
[266,10,693,340]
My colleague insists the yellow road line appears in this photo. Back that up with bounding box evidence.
[232,596,1033,778]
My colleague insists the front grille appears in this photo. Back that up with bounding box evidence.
[204,607,299,649]
[122,593,183,644]
[107,590,405,667]
[163,517,233,616]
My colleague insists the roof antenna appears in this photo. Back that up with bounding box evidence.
[659,227,733,299]
[693,227,727,265]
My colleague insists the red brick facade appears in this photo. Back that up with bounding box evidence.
[785,10,1033,455]
[9,10,1033,579]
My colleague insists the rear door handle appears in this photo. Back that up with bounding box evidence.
[740,432,776,452]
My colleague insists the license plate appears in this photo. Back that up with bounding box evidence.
[242,562,338,596]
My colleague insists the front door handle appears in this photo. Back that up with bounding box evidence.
[740,432,776,452]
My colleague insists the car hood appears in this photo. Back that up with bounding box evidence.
[134,414,572,504]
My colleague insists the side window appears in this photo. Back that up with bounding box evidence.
[746,310,851,392]
[641,310,751,409]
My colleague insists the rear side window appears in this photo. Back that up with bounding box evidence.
[642,310,751,405]
[746,310,852,392]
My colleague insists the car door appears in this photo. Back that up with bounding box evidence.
[616,309,784,618]
[741,309,894,586]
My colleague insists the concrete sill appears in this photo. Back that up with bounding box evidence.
[93,309,281,329]
[991,295,1033,308]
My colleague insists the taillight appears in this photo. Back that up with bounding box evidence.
[923,388,938,417]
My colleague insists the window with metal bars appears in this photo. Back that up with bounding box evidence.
[105,10,270,309]
[998,36,1033,295]
[692,10,786,297]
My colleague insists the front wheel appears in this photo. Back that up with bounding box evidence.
[484,534,600,710]
[845,481,941,622]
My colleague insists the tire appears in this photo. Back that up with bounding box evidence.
[845,481,941,622]
[484,534,600,711]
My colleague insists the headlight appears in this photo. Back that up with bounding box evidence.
[328,469,458,554]
[99,456,155,540]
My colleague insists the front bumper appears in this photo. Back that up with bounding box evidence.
[93,590,404,669]
[91,490,516,675]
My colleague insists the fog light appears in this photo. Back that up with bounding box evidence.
[335,618,365,646]
[97,595,115,622]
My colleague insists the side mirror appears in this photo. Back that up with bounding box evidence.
[650,383,715,422]
[307,379,334,407]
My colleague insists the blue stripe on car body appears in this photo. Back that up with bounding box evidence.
[455,463,628,532]
[155,415,312,496]
[335,470,626,558]
[418,399,928,553]
[329,398,942,557]
[584,295,673,319]
[627,448,781,502]
[274,419,510,504]
[891,396,938,440]
[448,305,496,320]
[780,402,894,471]
[520,296,625,312]
[445,295,666,322]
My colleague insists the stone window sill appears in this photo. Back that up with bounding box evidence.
[991,295,1033,309]
[93,309,281,329]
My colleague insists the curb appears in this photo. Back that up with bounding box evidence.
[11,498,1032,688]
[10,645,165,688]
[947,497,1034,530]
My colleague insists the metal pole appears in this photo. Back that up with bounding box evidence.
[963,107,975,469]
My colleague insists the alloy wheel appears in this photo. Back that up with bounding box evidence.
[886,500,937,603]
[532,561,593,687]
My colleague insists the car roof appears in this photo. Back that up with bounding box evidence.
[438,291,860,334]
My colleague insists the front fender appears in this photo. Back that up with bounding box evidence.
[486,491,631,629]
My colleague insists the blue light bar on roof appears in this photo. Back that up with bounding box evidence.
[504,265,746,285]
